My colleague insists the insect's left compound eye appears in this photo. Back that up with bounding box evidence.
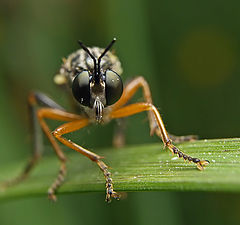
[72,71,90,106]
[105,70,123,105]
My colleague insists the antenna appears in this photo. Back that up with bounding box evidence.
[78,38,117,84]
[97,38,117,76]
[78,40,97,79]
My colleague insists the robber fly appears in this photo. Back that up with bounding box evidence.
[5,38,209,202]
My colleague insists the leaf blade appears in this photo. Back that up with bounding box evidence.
[0,138,240,200]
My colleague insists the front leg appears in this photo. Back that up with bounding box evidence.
[52,119,120,202]
[110,103,209,170]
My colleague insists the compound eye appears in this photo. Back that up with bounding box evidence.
[72,71,90,106]
[105,70,123,105]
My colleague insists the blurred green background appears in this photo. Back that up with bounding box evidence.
[0,0,240,224]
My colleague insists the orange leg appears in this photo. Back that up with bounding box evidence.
[2,93,81,193]
[112,77,197,142]
[36,108,83,200]
[110,102,209,170]
[52,119,120,202]
[113,77,153,109]
[112,77,157,135]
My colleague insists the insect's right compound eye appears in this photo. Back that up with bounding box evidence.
[72,71,90,106]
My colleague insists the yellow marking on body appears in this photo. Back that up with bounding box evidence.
[54,74,67,85]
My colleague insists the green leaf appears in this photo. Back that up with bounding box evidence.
[0,138,240,201]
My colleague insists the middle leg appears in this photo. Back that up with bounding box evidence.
[112,76,156,135]
[112,77,197,142]
[36,107,82,200]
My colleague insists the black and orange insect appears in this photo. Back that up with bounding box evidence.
[6,38,209,202]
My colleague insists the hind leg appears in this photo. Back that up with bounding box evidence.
[3,92,67,187]
[169,134,198,143]
[3,92,81,201]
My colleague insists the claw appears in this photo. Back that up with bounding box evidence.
[196,160,210,171]
[48,193,57,202]
[112,191,121,200]
[105,190,121,203]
